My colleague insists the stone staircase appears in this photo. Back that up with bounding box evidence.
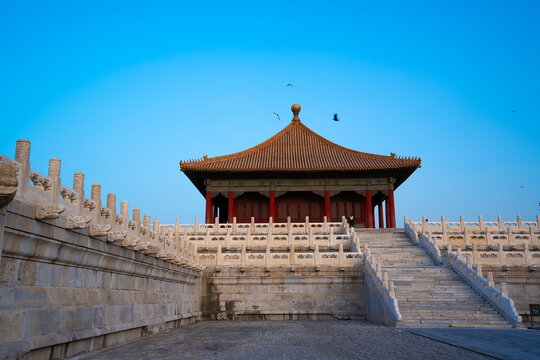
[358,229,512,328]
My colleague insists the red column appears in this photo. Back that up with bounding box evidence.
[361,196,366,227]
[269,190,276,221]
[385,197,390,229]
[324,190,330,220]
[228,191,234,223]
[205,191,212,224]
[378,203,384,228]
[366,190,373,228]
[388,189,396,228]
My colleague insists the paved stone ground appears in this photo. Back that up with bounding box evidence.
[78,321,500,360]
[405,327,540,360]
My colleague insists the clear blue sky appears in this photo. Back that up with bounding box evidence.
[1,1,539,224]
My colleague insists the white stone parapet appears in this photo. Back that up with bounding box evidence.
[157,218,358,268]
[0,141,203,271]
[406,216,540,266]
[404,218,442,264]
[447,249,522,327]
[409,215,540,246]
[362,243,402,325]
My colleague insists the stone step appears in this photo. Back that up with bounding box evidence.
[398,321,513,328]
[360,230,511,328]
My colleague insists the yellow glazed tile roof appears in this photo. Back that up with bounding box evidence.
[180,105,421,173]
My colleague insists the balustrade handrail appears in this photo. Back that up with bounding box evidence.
[447,250,522,327]
[1,141,203,270]
[362,244,401,324]
[408,215,539,235]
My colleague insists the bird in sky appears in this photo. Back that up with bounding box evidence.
[273,112,280,120]
[286,83,294,87]
[520,185,525,188]
[333,113,339,122]
[512,110,517,112]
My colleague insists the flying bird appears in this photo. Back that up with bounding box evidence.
[512,110,517,112]
[286,83,294,87]
[520,185,525,188]
[333,113,339,122]
[273,112,280,121]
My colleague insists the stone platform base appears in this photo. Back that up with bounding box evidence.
[0,315,199,360]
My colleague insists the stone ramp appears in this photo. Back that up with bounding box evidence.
[358,229,512,328]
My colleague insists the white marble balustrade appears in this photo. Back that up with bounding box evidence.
[0,140,202,270]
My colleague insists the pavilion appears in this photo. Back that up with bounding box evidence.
[180,104,421,228]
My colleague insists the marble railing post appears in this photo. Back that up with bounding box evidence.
[133,209,141,228]
[459,216,465,232]
[73,173,84,215]
[153,217,160,235]
[382,271,389,289]
[14,139,31,198]
[121,201,129,229]
[517,215,523,231]
[474,263,482,278]
[107,193,116,231]
[497,215,504,232]
[91,185,102,223]
[143,215,150,229]
[48,158,61,208]
[478,215,485,233]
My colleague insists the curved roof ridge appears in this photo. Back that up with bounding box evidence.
[180,116,421,172]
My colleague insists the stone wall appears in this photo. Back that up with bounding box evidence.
[0,198,202,360]
[202,266,364,320]
[485,265,540,324]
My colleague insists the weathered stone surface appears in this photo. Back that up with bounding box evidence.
[107,230,127,243]
[0,160,17,210]
[0,200,203,359]
[65,215,91,229]
[203,266,364,320]
[89,224,111,237]
[80,321,496,360]
[35,204,65,220]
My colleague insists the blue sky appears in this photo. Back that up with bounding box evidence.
[1,1,539,224]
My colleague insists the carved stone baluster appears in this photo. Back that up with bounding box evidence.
[65,172,91,229]
[35,158,64,220]
[14,139,31,199]
[133,208,141,228]
[107,194,116,231]
[143,215,150,229]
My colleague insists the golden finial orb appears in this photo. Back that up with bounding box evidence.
[291,104,301,121]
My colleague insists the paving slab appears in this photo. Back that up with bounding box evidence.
[404,327,540,360]
[77,321,496,360]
